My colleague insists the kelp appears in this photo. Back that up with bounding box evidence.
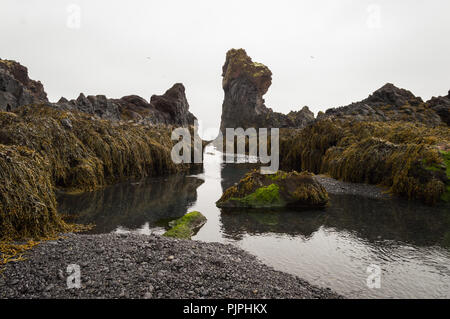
[280,119,450,205]
[0,105,190,192]
[0,145,68,240]
[0,105,194,261]
[0,144,91,267]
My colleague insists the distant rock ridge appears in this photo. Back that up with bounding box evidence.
[0,58,196,126]
[57,83,196,126]
[219,49,315,131]
[320,83,444,126]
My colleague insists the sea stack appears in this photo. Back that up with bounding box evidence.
[219,49,314,132]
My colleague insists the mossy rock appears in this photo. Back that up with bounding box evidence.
[216,170,329,209]
[163,211,207,239]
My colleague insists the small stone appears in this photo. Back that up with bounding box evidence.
[167,255,174,261]
[144,292,153,299]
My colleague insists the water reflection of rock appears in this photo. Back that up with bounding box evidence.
[57,174,203,234]
[220,194,450,247]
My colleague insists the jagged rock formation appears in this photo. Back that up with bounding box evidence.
[56,94,121,121]
[0,59,196,126]
[320,83,443,126]
[57,83,196,125]
[0,59,48,111]
[219,49,314,131]
[149,83,196,126]
[427,91,450,126]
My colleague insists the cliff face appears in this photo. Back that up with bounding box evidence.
[219,49,314,131]
[0,59,196,126]
[320,83,444,126]
[0,59,48,111]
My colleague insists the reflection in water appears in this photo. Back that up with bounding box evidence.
[58,144,450,298]
[57,174,203,234]
[219,195,450,247]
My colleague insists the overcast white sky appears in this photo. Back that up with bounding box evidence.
[1,0,449,132]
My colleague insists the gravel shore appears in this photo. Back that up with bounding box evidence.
[1,233,341,299]
[316,175,389,199]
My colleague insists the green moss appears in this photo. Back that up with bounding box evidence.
[441,151,450,179]
[163,211,207,239]
[229,184,284,208]
[267,171,287,181]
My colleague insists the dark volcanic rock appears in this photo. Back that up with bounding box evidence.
[57,93,121,120]
[322,83,442,126]
[0,58,197,125]
[57,83,196,125]
[0,59,48,111]
[219,49,314,131]
[427,90,450,126]
[149,83,196,126]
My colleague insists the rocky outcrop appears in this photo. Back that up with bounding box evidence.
[163,211,207,239]
[321,83,443,126]
[216,170,329,209]
[57,94,121,121]
[427,91,450,126]
[0,59,196,125]
[149,83,196,126]
[57,83,196,125]
[0,59,48,111]
[219,49,314,131]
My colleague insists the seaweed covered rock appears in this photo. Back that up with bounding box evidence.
[216,170,329,209]
[0,59,48,111]
[219,49,314,131]
[163,211,207,239]
[280,119,450,205]
[0,105,191,193]
[0,145,68,241]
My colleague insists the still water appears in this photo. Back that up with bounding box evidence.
[58,144,450,298]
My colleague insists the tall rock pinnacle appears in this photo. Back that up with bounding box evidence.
[219,49,314,132]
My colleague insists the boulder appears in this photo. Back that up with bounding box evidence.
[163,211,207,239]
[216,170,329,209]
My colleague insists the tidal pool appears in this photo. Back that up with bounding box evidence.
[58,144,450,298]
